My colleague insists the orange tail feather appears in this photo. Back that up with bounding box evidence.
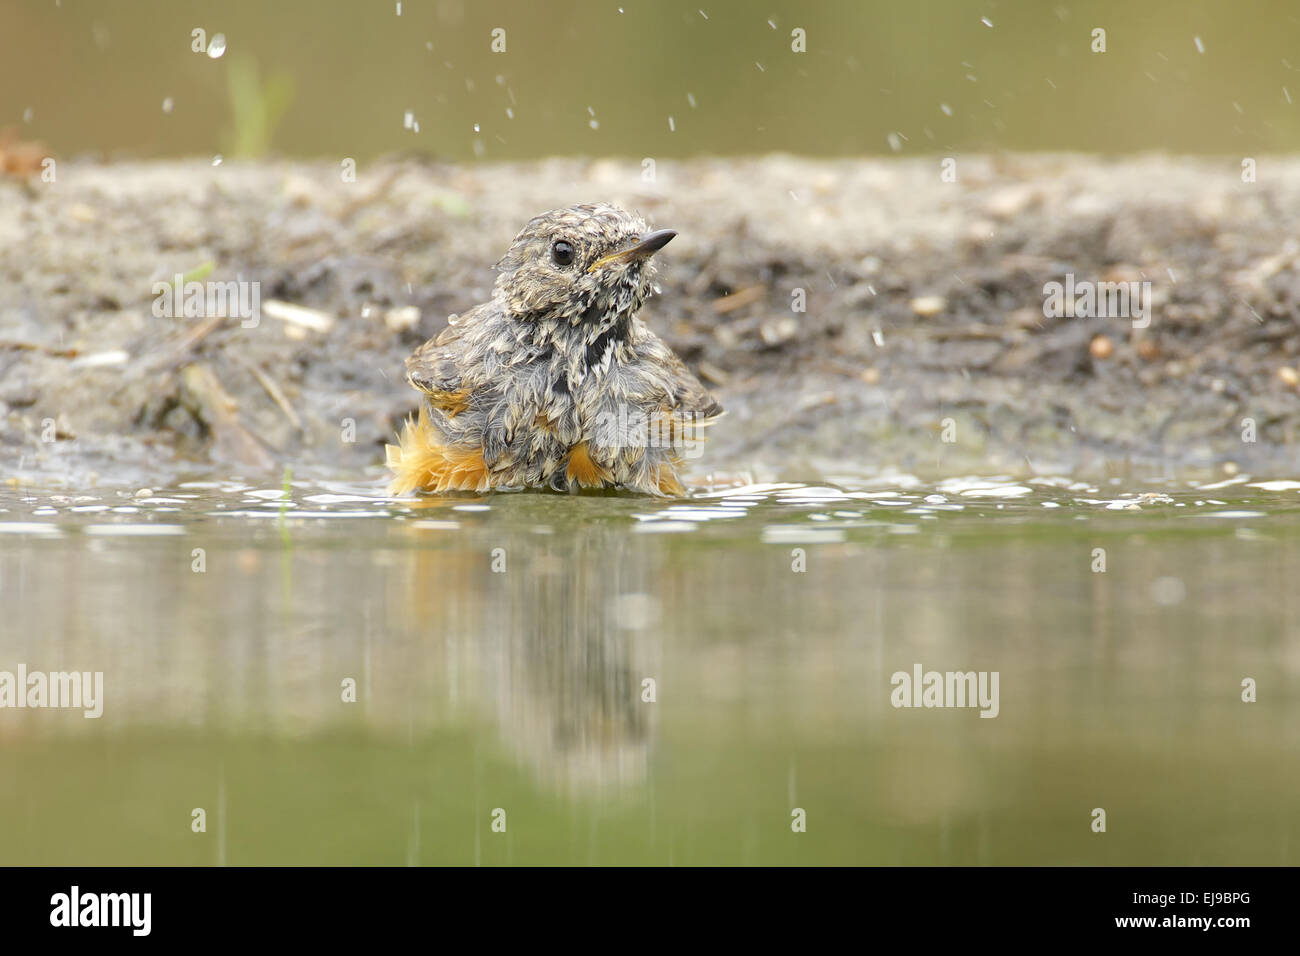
[386,406,492,495]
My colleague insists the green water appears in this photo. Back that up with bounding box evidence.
[1,474,1297,865]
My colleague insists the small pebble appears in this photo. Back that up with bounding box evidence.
[1089,335,1114,360]
[385,306,421,332]
[910,295,946,317]
[760,317,798,345]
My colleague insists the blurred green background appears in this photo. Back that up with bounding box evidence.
[3,0,1298,161]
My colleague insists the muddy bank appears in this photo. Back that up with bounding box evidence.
[3,154,1299,486]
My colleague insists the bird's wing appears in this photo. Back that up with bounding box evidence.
[664,352,723,420]
[631,325,723,421]
[404,303,494,415]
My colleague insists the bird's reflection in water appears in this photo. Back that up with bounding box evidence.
[399,510,660,795]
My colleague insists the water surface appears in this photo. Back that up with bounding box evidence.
[1,474,1297,864]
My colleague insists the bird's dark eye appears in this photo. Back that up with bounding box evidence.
[551,239,575,266]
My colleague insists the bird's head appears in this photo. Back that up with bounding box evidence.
[493,202,675,326]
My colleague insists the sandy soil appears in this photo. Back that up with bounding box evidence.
[3,154,1299,486]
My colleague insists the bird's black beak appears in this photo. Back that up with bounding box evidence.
[588,229,677,272]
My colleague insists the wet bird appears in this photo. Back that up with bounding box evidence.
[387,203,722,496]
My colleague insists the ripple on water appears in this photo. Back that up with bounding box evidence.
[216,510,393,519]
[699,482,805,498]
[633,521,698,534]
[303,494,391,505]
[4,474,1300,541]
[82,524,186,536]
[761,526,847,544]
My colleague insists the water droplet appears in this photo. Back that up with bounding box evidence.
[395,1,402,14]
[887,131,902,152]
[505,107,514,119]
[161,96,174,113]
[22,107,33,123]
[1194,36,1204,54]
[668,115,675,132]
[687,92,697,108]
[473,123,480,132]
[207,33,226,59]
[980,16,993,28]
[212,154,223,166]
[403,110,414,129]
[940,103,952,116]
[589,119,599,129]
